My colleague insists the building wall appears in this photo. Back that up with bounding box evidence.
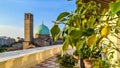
[6,38,15,46]
[0,38,7,46]
[34,34,51,46]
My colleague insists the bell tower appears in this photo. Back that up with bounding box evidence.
[23,13,33,49]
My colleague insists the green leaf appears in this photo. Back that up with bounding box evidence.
[87,16,95,28]
[115,29,119,34]
[57,12,70,21]
[117,18,120,27]
[68,36,75,48]
[81,2,91,15]
[62,41,69,52]
[51,24,60,42]
[58,18,67,23]
[69,28,82,39]
[117,11,120,17]
[62,37,69,52]
[68,26,75,34]
[116,0,120,2]
[83,28,95,36]
[62,26,69,37]
[67,16,73,26]
[55,32,61,42]
[110,2,120,15]
[76,40,85,50]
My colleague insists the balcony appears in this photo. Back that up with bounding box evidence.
[0,45,62,68]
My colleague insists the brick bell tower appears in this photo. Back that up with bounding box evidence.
[22,13,33,49]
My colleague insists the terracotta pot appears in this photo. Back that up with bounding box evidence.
[74,55,80,60]
[83,58,93,68]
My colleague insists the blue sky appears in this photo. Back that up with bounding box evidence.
[0,0,76,38]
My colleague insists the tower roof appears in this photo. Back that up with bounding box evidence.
[35,24,50,35]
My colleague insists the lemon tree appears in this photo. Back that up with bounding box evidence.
[51,0,120,68]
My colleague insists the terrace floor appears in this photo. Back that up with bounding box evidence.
[32,48,74,68]
[33,56,59,68]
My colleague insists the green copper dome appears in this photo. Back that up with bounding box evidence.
[35,24,50,35]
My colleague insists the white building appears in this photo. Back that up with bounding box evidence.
[0,38,7,46]
[0,36,15,47]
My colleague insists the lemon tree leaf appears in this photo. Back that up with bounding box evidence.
[76,40,85,50]
[110,2,120,15]
[69,28,82,39]
[117,18,120,27]
[51,24,60,42]
[57,12,70,21]
[69,36,75,48]
[62,37,69,52]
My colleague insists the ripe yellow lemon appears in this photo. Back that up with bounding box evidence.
[102,48,107,53]
[101,24,110,37]
[86,35,97,47]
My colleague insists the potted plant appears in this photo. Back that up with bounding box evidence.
[73,50,80,60]
[56,53,78,68]
[51,0,120,68]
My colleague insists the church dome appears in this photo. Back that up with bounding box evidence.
[35,24,50,35]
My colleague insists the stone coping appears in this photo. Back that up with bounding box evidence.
[0,45,62,62]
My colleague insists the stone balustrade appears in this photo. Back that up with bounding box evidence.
[0,45,62,68]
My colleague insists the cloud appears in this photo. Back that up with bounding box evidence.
[0,25,24,38]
